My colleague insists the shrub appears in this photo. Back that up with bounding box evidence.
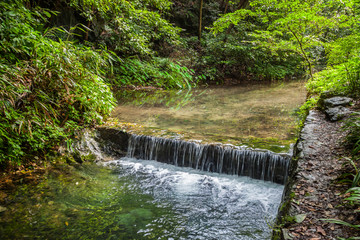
[0,0,115,167]
[111,57,195,89]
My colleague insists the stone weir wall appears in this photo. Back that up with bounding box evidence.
[96,127,291,184]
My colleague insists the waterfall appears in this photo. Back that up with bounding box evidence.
[126,134,290,184]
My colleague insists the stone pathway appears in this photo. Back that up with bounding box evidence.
[281,110,360,239]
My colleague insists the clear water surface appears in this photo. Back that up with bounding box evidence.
[0,82,303,239]
[0,160,283,239]
[112,81,306,152]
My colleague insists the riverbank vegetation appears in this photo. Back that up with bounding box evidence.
[1,0,360,239]
[0,0,359,195]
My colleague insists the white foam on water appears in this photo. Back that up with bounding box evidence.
[104,157,284,239]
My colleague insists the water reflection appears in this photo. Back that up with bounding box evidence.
[112,81,306,152]
[114,88,199,110]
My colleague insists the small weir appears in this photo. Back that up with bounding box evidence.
[126,134,290,184]
[1,82,305,240]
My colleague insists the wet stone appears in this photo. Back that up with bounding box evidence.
[96,127,129,157]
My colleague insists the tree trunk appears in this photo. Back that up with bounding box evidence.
[224,0,229,14]
[289,27,313,80]
[237,0,249,9]
[85,20,91,41]
[198,0,204,41]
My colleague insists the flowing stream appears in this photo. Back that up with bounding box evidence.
[0,160,283,240]
[105,158,284,239]
[0,81,305,239]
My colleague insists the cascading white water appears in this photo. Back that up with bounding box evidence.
[126,134,290,184]
[105,158,284,239]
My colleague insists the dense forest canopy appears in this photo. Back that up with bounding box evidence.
[0,0,359,168]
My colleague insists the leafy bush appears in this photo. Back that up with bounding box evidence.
[112,57,196,89]
[344,113,360,156]
[69,0,181,56]
[306,29,360,96]
[197,32,303,82]
[0,0,115,167]
[307,56,360,96]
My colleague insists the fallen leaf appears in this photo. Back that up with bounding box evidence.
[317,226,326,236]
[282,229,292,240]
[324,211,333,217]
[294,214,307,223]
[306,206,317,211]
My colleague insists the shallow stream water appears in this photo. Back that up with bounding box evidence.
[0,160,283,239]
[113,81,306,152]
[106,158,284,239]
[0,81,304,239]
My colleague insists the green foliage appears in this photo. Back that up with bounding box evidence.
[296,97,318,125]
[322,184,360,239]
[69,0,181,56]
[322,218,360,231]
[210,0,353,80]
[344,113,360,156]
[0,0,115,167]
[112,57,196,89]
[340,157,360,187]
[298,0,360,96]
[196,31,303,82]
[307,53,360,97]
[66,0,199,89]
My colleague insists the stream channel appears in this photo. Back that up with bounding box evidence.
[0,81,306,239]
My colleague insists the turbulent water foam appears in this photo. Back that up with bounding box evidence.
[126,134,290,184]
[105,158,284,239]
